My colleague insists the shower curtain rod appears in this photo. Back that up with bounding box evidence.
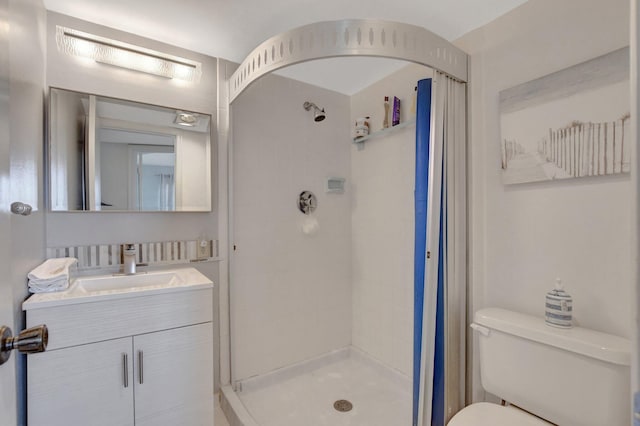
[227,19,468,103]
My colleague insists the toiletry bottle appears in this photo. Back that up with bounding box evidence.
[392,96,401,126]
[355,117,370,139]
[411,86,417,115]
[383,96,390,129]
[545,278,573,328]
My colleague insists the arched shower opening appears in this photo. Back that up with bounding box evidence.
[221,19,468,426]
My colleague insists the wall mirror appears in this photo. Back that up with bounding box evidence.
[48,87,212,212]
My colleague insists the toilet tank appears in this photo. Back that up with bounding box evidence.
[473,308,630,426]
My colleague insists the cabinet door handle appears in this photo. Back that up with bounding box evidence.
[122,353,128,388]
[138,350,143,384]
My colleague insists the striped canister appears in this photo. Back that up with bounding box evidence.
[545,278,573,328]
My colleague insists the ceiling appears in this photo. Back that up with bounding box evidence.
[43,0,528,94]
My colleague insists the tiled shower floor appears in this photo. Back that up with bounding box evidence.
[236,349,412,426]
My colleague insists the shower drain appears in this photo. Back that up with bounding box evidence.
[333,399,353,412]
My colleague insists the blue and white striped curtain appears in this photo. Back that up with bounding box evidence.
[413,72,467,426]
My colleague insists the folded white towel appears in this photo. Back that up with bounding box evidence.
[28,258,77,282]
[28,278,69,293]
[27,258,77,293]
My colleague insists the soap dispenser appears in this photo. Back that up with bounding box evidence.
[545,278,573,328]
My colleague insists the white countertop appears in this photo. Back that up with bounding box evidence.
[23,267,214,310]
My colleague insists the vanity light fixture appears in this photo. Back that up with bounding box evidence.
[174,111,199,126]
[56,26,202,83]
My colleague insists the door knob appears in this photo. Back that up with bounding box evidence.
[10,201,32,216]
[0,325,48,365]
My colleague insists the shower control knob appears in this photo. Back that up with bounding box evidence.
[0,324,48,365]
[298,191,317,215]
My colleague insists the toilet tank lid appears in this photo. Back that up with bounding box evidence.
[474,308,630,366]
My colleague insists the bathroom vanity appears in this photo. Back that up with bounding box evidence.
[23,268,215,426]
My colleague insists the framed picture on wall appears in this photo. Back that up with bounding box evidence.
[499,47,630,185]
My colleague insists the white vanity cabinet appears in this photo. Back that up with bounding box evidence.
[133,323,213,426]
[27,336,135,425]
[24,277,214,426]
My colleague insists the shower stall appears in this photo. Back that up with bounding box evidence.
[221,20,468,426]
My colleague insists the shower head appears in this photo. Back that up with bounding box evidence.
[303,101,326,122]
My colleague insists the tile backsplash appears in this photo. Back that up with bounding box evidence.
[47,239,219,270]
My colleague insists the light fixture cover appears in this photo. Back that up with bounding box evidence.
[175,111,199,126]
[56,26,202,83]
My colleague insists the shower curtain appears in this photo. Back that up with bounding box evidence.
[413,72,467,426]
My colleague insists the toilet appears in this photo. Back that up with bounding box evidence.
[448,308,631,426]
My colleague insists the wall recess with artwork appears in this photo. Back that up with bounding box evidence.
[499,47,630,185]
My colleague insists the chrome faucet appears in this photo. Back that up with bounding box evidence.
[122,244,137,275]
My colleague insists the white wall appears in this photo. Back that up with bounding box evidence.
[230,72,351,381]
[455,0,631,402]
[350,64,432,376]
[177,130,211,211]
[45,12,218,246]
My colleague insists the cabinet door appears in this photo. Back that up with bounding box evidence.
[27,337,134,426]
[133,322,214,426]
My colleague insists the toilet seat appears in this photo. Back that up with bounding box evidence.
[447,402,552,426]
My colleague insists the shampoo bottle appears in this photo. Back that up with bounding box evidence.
[383,96,390,129]
[392,96,400,126]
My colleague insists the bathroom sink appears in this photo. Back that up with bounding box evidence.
[74,271,182,293]
[23,267,213,309]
